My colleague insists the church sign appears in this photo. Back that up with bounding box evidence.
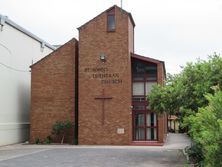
[84,67,122,84]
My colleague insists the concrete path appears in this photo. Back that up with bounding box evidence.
[164,133,191,149]
[0,133,191,167]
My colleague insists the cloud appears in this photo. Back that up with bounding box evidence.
[1,0,222,74]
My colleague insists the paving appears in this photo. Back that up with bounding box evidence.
[0,133,191,167]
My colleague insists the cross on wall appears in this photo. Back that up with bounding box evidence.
[95,89,112,125]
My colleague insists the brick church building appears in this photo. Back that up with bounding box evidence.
[30,5,167,145]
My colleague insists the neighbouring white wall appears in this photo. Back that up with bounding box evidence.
[0,22,53,146]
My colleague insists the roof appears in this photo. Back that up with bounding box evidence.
[131,53,166,78]
[78,5,135,30]
[30,38,78,68]
[53,45,62,49]
[0,14,55,50]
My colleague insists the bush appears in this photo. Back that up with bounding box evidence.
[35,138,41,144]
[44,136,52,144]
[52,120,72,144]
[184,90,222,166]
[187,142,204,166]
[178,125,186,133]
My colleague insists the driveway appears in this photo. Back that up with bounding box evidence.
[0,133,191,167]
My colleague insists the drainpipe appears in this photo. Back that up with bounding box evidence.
[74,41,79,145]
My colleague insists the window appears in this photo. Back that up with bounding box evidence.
[132,59,157,77]
[147,113,157,126]
[136,128,145,140]
[107,15,115,31]
[147,128,157,140]
[145,82,157,95]
[132,58,159,141]
[133,82,144,95]
[132,97,145,102]
[133,105,145,110]
[135,113,145,126]
[132,75,144,81]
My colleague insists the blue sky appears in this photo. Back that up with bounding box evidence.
[1,0,222,74]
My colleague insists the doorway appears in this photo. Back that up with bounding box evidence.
[133,111,157,141]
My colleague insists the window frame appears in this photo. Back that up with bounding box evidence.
[107,9,116,32]
[131,59,159,141]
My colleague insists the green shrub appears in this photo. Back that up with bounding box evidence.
[184,90,222,166]
[35,138,41,144]
[52,120,72,144]
[187,143,204,166]
[44,136,52,144]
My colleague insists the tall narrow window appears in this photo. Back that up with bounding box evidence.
[107,15,115,31]
[107,8,115,32]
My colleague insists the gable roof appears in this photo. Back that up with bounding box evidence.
[131,53,166,78]
[0,14,55,50]
[30,38,78,68]
[77,5,135,31]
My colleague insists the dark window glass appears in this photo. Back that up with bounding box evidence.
[135,113,145,126]
[108,15,115,31]
[146,113,157,126]
[147,128,157,140]
[135,128,145,140]
[133,105,145,110]
[132,75,144,81]
[132,97,145,102]
[146,75,157,81]
[132,59,157,78]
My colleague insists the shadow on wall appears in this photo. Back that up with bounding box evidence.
[17,82,30,141]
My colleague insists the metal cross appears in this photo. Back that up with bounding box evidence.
[95,89,112,125]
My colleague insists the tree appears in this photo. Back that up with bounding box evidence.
[148,53,222,116]
[148,82,180,115]
[148,53,222,165]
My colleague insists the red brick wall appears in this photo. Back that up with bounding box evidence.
[29,5,166,145]
[128,17,134,54]
[78,6,133,145]
[157,62,167,143]
[30,38,78,144]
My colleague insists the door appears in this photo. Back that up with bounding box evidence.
[133,111,157,141]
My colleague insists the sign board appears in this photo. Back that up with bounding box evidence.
[117,128,125,134]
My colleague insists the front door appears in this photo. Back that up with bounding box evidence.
[133,111,157,141]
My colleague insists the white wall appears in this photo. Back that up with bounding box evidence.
[0,22,53,145]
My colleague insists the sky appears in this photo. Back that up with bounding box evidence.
[1,0,222,74]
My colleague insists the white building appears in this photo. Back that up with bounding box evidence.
[0,15,55,146]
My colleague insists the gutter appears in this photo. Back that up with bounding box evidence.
[0,14,55,50]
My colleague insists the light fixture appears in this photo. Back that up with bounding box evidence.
[100,53,106,63]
